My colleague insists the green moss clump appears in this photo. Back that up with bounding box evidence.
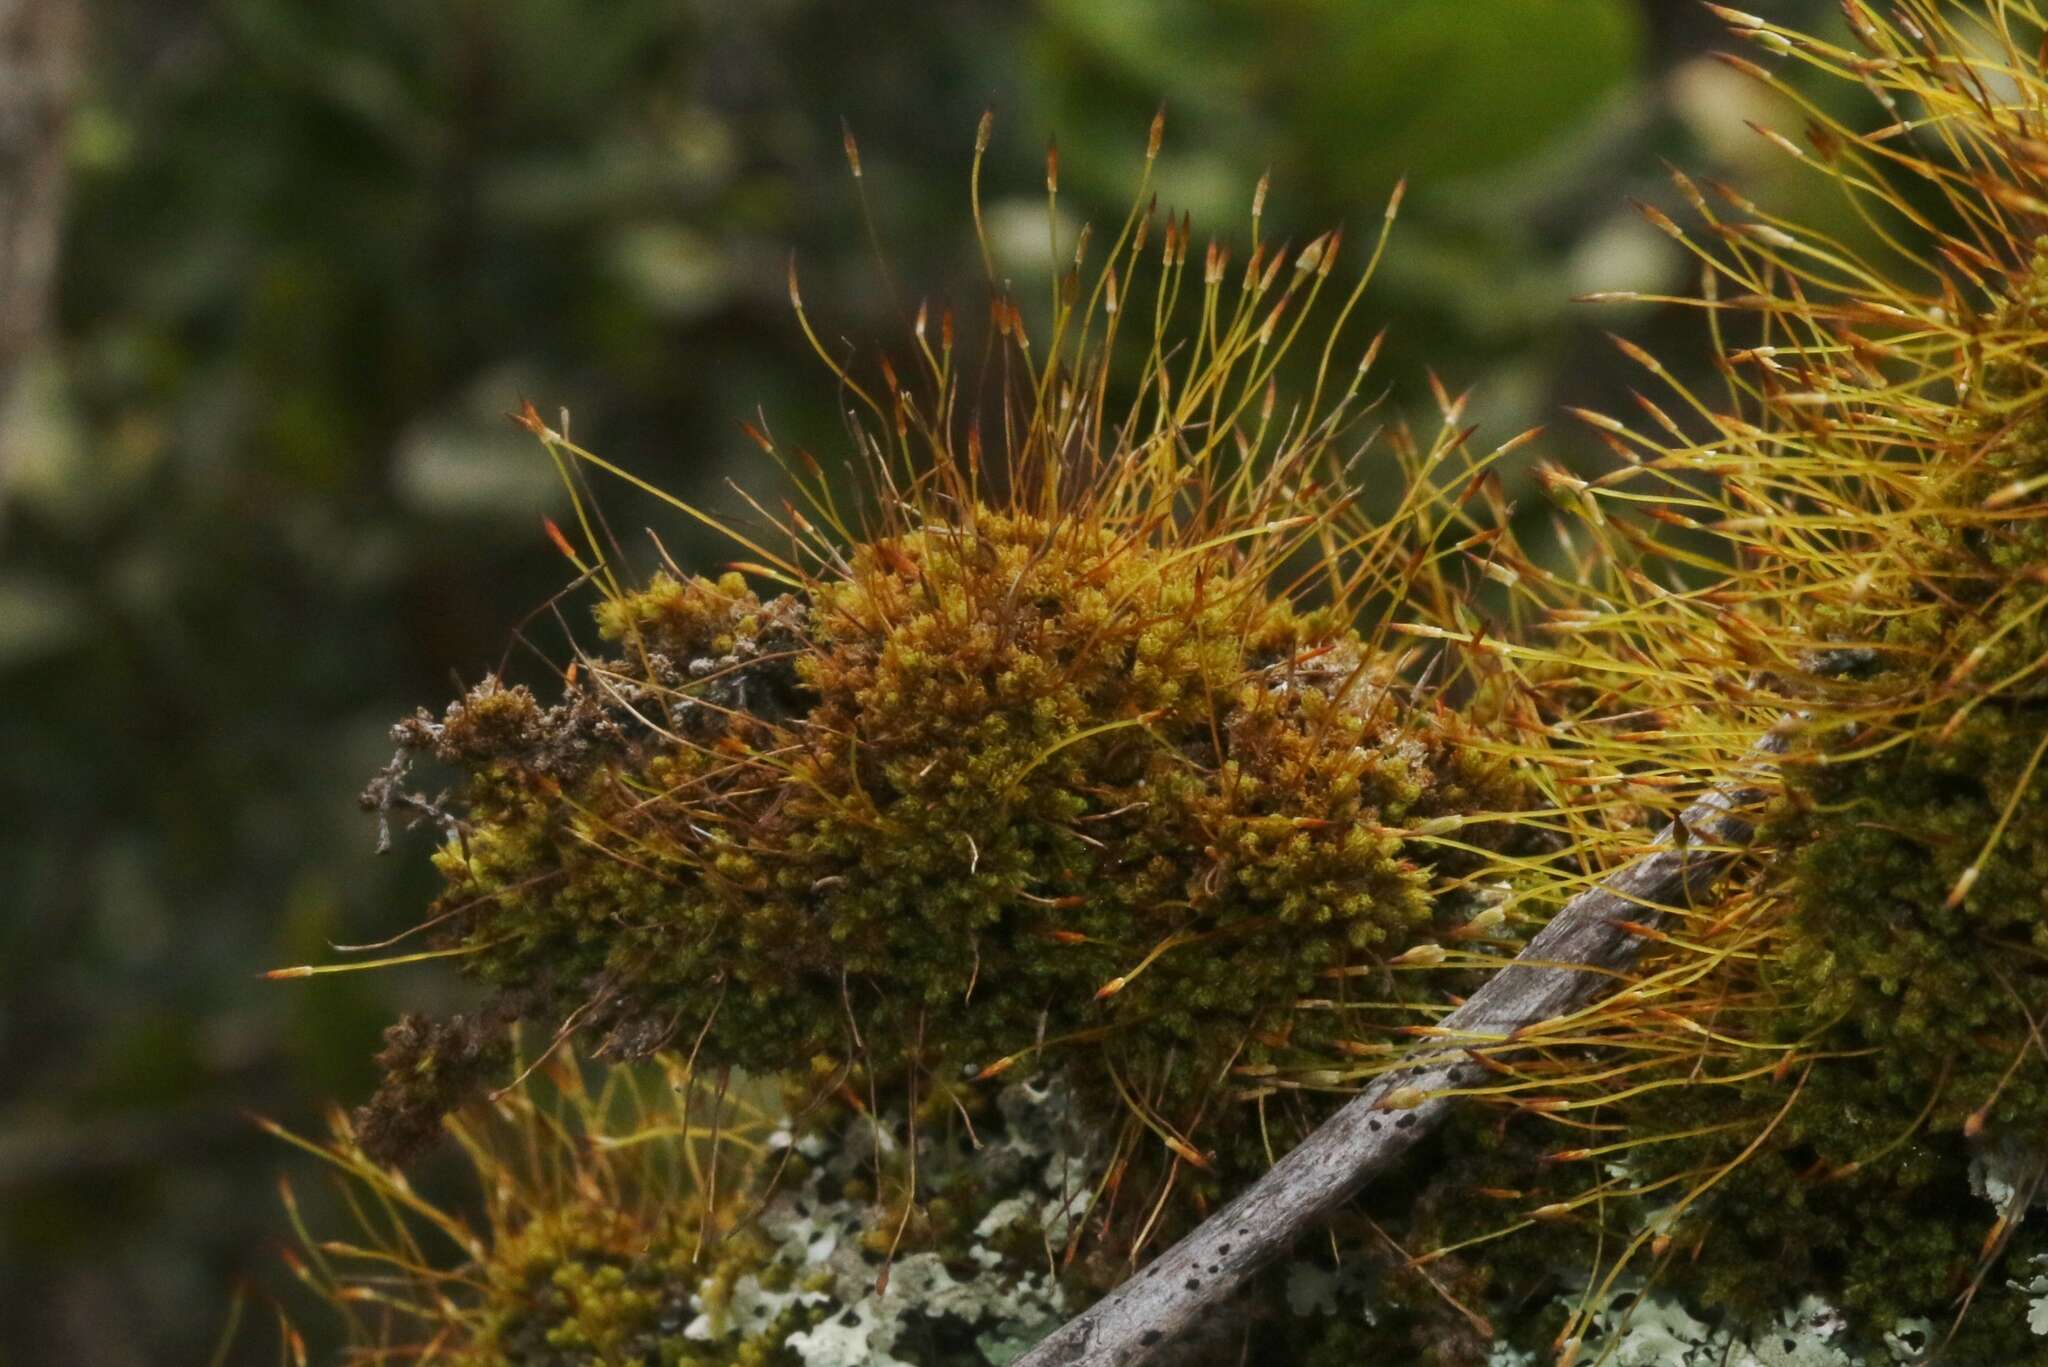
[1616,282,2048,1351]
[463,1204,807,1367]
[1616,1069,2048,1361]
[1631,697,2048,1354]
[362,510,1528,1176]
[366,1074,1091,1367]
[1776,707,2048,1135]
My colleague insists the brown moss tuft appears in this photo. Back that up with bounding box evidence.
[353,998,521,1165]
[374,509,1529,1203]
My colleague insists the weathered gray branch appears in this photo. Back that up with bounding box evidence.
[1017,724,1792,1367]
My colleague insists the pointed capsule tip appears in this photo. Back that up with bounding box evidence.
[840,119,861,177]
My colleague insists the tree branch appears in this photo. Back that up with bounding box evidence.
[0,0,80,451]
[1017,724,1792,1367]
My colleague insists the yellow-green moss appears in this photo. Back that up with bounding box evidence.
[363,509,1528,1177]
[1606,248,2048,1355]
[1628,692,2048,1347]
[461,1204,807,1367]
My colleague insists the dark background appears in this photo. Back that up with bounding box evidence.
[0,1,1847,1362]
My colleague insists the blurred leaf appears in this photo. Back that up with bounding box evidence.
[394,367,565,520]
[0,573,86,666]
[1280,0,1643,188]
[1033,0,1643,204]
[607,224,732,321]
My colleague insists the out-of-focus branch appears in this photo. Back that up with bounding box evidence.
[0,0,80,455]
[1016,724,1792,1367]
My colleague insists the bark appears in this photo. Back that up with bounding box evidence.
[0,0,80,451]
[1016,724,1792,1367]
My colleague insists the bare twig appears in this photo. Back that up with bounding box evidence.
[1016,724,1792,1366]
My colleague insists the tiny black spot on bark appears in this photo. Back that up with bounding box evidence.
[1185,1278,1200,1292]
[1397,1113,1415,1129]
[1141,1330,1163,1347]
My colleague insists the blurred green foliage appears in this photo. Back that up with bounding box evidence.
[0,1,1834,1362]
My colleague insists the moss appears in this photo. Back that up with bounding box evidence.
[462,1204,806,1367]
[1618,567,2048,1354]
[1775,707,2048,1134]
[352,1000,521,1165]
[1625,1083,1995,1346]
[373,510,1529,1191]
[1806,241,2048,698]
[1568,216,2048,1355]
[304,1059,1100,1367]
[1593,608,2048,1353]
